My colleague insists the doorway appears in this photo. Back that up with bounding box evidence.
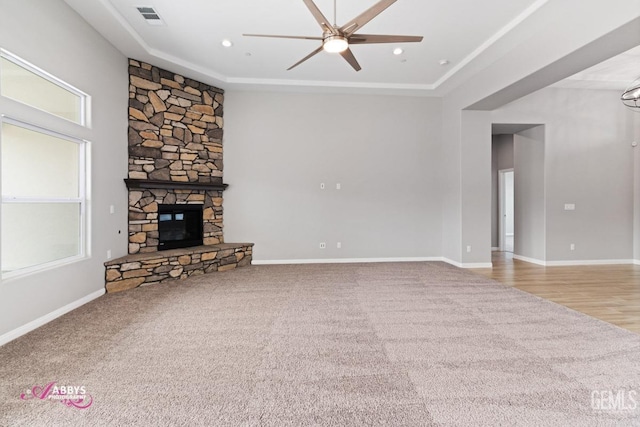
[499,169,514,252]
[491,123,544,260]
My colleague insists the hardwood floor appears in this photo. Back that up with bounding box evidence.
[471,252,640,334]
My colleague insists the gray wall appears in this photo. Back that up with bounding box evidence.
[0,0,128,338]
[225,86,635,265]
[494,87,635,262]
[460,110,492,265]
[635,113,640,262]
[491,135,514,247]
[439,2,639,265]
[440,100,463,263]
[223,91,443,261]
[513,126,546,260]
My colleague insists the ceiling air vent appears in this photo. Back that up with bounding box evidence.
[136,6,164,26]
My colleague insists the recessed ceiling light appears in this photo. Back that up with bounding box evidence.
[439,59,450,66]
[393,48,404,55]
[221,39,233,48]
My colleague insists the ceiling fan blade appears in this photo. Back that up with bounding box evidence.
[302,0,337,34]
[348,34,423,44]
[287,45,324,70]
[243,34,323,41]
[340,48,361,72]
[340,0,397,36]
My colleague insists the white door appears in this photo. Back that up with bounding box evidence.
[499,169,514,252]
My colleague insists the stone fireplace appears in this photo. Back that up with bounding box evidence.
[125,58,225,253]
[104,59,253,293]
[126,183,223,253]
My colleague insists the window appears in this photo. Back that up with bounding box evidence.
[0,51,89,278]
[0,52,86,125]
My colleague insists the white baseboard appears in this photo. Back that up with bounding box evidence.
[0,289,105,347]
[513,254,636,267]
[512,254,546,265]
[440,258,462,268]
[545,259,635,266]
[462,262,493,268]
[442,258,493,268]
[252,257,442,265]
[635,260,640,266]
[253,257,492,269]
[491,247,499,251]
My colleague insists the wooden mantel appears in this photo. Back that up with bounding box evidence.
[124,179,228,191]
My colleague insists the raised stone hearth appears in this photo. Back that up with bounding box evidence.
[104,60,252,293]
[105,243,254,293]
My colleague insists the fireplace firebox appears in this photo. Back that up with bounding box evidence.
[158,204,203,250]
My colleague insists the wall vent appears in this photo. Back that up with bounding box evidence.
[136,6,164,25]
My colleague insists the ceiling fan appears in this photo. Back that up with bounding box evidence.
[243,0,423,71]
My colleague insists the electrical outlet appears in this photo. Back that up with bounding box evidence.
[107,249,112,259]
[466,245,471,253]
[337,242,341,249]
[336,183,341,190]
[570,243,575,251]
[109,205,115,214]
[319,242,326,249]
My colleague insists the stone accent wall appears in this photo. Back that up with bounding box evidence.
[105,243,253,293]
[105,60,253,293]
[128,188,223,254]
[127,59,225,254]
[128,59,224,183]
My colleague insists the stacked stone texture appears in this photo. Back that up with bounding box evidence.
[105,243,254,293]
[127,59,225,254]
[128,59,223,183]
[104,60,254,293]
[128,188,223,253]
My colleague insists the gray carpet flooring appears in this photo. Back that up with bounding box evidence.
[1,261,639,426]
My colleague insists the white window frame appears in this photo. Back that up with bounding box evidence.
[0,50,90,281]
[0,49,89,126]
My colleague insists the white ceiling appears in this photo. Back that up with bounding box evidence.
[63,0,638,95]
[64,0,546,90]
[553,45,640,90]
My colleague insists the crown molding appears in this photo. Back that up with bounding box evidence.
[76,0,550,96]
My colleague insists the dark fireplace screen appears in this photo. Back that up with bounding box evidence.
[158,204,203,250]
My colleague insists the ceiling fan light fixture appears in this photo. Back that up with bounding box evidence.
[323,35,348,53]
[393,48,404,55]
